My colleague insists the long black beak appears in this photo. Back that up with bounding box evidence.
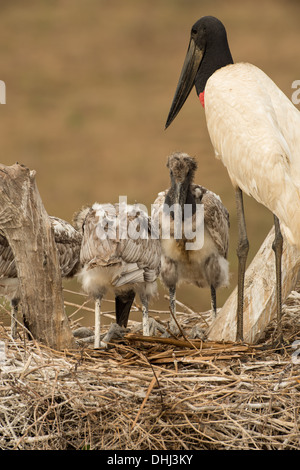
[165,37,204,129]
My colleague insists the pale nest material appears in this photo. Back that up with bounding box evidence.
[0,288,299,450]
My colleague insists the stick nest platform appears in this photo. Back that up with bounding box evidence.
[1,289,300,450]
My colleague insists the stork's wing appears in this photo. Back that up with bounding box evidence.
[117,205,161,283]
[192,185,230,258]
[205,62,300,248]
[80,203,161,285]
[0,232,17,278]
[0,217,83,281]
[50,217,83,277]
[79,204,119,268]
[154,185,229,258]
[152,189,168,238]
[50,216,82,245]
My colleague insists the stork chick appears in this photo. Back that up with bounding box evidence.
[153,152,230,334]
[75,202,161,348]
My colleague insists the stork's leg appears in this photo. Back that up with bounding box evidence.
[140,294,150,336]
[235,187,249,342]
[10,298,19,339]
[94,296,102,348]
[272,215,283,343]
[169,285,177,332]
[210,286,217,319]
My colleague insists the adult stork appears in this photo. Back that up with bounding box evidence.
[0,216,82,338]
[74,202,161,348]
[153,152,229,334]
[165,16,300,342]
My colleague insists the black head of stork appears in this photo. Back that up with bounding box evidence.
[165,16,233,129]
[165,152,198,215]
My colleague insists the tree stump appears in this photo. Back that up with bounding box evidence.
[208,227,300,343]
[0,163,75,350]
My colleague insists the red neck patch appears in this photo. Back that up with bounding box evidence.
[199,91,205,108]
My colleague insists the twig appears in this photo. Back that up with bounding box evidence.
[164,294,210,327]
[131,369,162,430]
[168,305,199,350]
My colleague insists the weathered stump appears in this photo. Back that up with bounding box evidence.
[208,227,300,343]
[0,163,75,350]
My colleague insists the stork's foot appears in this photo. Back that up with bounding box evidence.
[148,317,168,336]
[102,323,129,345]
[73,326,94,339]
[73,324,129,348]
[73,327,95,345]
[190,324,207,340]
[132,317,168,336]
[161,322,182,338]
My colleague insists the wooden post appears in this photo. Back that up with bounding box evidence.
[0,163,75,350]
[208,227,300,344]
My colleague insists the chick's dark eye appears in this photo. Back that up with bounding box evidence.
[191,28,197,35]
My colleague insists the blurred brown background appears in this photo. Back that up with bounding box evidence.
[0,0,299,327]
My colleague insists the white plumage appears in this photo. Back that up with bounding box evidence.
[205,62,300,247]
[75,202,161,347]
[0,216,82,337]
[153,152,230,333]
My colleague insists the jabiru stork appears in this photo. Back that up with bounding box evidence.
[153,152,230,334]
[74,203,161,348]
[165,16,300,342]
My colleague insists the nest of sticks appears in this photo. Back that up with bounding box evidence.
[0,287,300,450]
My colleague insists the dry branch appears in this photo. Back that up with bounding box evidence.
[0,163,75,350]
